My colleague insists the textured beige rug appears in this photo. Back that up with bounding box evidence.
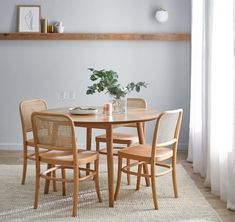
[0,164,221,222]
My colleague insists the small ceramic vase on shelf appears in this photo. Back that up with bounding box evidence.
[55,21,64,33]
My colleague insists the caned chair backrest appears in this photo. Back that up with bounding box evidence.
[31,112,77,153]
[127,98,147,109]
[125,98,147,128]
[151,109,183,158]
[19,99,48,134]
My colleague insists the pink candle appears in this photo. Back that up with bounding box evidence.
[103,103,112,115]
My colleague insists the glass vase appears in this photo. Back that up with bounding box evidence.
[111,97,127,114]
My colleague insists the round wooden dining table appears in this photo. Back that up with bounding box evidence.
[47,107,160,207]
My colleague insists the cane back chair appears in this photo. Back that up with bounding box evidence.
[96,98,147,185]
[31,112,102,217]
[114,109,183,210]
[19,99,48,185]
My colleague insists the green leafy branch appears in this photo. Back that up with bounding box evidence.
[86,68,148,99]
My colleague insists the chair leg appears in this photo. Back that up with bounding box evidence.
[61,167,66,196]
[44,164,51,194]
[136,162,142,190]
[52,169,57,192]
[126,142,132,185]
[150,163,158,210]
[34,162,40,209]
[172,165,178,198]
[94,140,100,181]
[21,145,27,185]
[79,168,82,178]
[114,155,123,201]
[94,159,102,202]
[143,164,150,187]
[127,158,131,185]
[73,165,79,217]
[96,140,100,152]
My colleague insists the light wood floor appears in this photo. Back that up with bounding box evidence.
[0,150,234,221]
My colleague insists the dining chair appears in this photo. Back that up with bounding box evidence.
[31,112,102,217]
[96,98,147,185]
[114,109,183,210]
[19,99,52,185]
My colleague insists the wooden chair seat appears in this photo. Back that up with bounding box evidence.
[99,147,125,156]
[40,150,98,165]
[25,139,50,160]
[119,145,173,162]
[96,132,139,144]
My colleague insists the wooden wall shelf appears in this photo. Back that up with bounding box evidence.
[0,32,191,41]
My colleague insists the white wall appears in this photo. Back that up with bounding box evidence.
[0,0,191,150]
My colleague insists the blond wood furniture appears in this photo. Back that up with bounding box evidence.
[0,33,191,41]
[114,109,183,210]
[19,99,50,185]
[96,98,147,185]
[47,107,159,207]
[31,112,101,217]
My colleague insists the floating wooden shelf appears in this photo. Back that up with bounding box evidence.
[0,32,191,41]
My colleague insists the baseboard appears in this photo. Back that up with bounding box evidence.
[0,143,188,151]
[0,143,87,150]
[178,143,188,150]
[0,143,23,150]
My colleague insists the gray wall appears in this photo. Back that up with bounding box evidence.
[0,0,191,150]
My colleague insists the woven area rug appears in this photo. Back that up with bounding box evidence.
[0,164,221,222]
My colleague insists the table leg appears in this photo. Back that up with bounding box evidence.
[86,127,92,176]
[106,124,114,207]
[137,122,150,187]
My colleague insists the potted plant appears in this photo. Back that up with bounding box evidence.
[86,68,148,113]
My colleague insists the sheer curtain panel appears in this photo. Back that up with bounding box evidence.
[188,0,235,210]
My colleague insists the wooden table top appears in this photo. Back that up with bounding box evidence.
[47,107,159,125]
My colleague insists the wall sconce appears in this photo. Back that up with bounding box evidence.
[155,8,168,23]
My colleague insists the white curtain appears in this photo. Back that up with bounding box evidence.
[188,0,235,210]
